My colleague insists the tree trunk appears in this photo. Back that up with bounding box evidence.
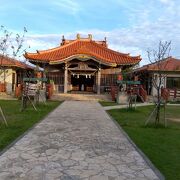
[155,85,161,125]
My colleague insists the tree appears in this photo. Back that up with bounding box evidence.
[0,26,28,126]
[145,41,171,126]
[0,26,28,83]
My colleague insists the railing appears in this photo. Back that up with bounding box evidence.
[167,88,180,99]
[161,88,170,101]
[15,84,23,98]
[139,85,147,102]
[46,84,53,99]
[0,83,6,92]
[110,85,147,102]
[110,85,118,101]
[127,85,147,102]
[155,89,180,102]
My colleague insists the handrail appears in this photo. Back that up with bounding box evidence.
[110,85,118,101]
[161,88,170,101]
[139,85,147,102]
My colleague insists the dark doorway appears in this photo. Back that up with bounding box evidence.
[71,75,94,91]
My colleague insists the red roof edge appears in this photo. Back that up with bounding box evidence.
[0,54,34,70]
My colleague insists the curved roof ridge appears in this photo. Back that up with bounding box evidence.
[88,41,141,63]
[90,40,130,57]
[26,39,132,57]
[131,55,141,59]
[26,39,79,55]
[24,36,141,66]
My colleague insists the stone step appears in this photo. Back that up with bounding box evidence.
[51,93,112,101]
[0,92,16,100]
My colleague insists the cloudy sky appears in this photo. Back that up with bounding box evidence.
[0,0,180,65]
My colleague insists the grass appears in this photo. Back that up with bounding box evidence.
[0,100,61,151]
[99,101,118,106]
[108,105,180,180]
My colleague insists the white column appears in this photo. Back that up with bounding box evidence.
[97,67,101,94]
[64,63,68,93]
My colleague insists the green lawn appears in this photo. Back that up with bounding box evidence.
[99,101,118,106]
[108,106,180,180]
[0,100,61,151]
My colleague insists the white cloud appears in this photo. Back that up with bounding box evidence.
[50,0,81,15]
[20,0,180,66]
[24,15,180,66]
[159,0,173,4]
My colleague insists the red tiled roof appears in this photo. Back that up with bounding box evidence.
[135,57,180,72]
[24,36,141,66]
[0,55,33,69]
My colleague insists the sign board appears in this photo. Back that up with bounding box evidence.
[23,78,47,82]
[117,80,141,85]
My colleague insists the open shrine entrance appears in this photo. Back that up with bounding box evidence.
[71,74,94,92]
[68,60,98,93]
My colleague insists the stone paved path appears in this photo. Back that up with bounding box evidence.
[0,101,160,180]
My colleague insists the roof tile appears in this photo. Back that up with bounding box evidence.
[24,38,141,66]
[135,57,180,72]
[0,55,33,69]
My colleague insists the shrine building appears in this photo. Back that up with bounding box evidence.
[24,34,141,94]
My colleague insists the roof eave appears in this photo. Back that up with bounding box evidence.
[49,54,117,67]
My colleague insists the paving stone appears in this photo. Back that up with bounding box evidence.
[62,159,78,167]
[21,153,34,160]
[45,148,58,156]
[65,169,82,176]
[71,150,85,161]
[0,101,160,180]
[142,168,158,179]
[80,169,100,178]
[89,175,109,180]
[103,169,119,177]
[60,175,80,180]
[45,169,62,179]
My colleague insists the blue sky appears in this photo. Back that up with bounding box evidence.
[0,0,180,65]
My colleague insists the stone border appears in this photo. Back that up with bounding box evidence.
[106,110,165,180]
[0,101,63,156]
[167,103,180,106]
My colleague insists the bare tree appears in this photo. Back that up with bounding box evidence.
[0,26,28,126]
[145,41,171,126]
[0,26,28,83]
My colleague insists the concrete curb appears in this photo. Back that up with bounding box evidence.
[105,109,165,180]
[0,101,63,156]
[104,102,180,110]
[167,103,180,106]
[104,103,154,110]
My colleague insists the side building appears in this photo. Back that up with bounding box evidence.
[0,55,33,94]
[24,34,141,94]
[132,57,180,97]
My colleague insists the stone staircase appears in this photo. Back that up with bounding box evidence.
[0,92,17,100]
[51,93,112,101]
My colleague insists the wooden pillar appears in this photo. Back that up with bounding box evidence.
[16,71,19,87]
[64,63,68,93]
[97,67,101,94]
[42,63,46,78]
